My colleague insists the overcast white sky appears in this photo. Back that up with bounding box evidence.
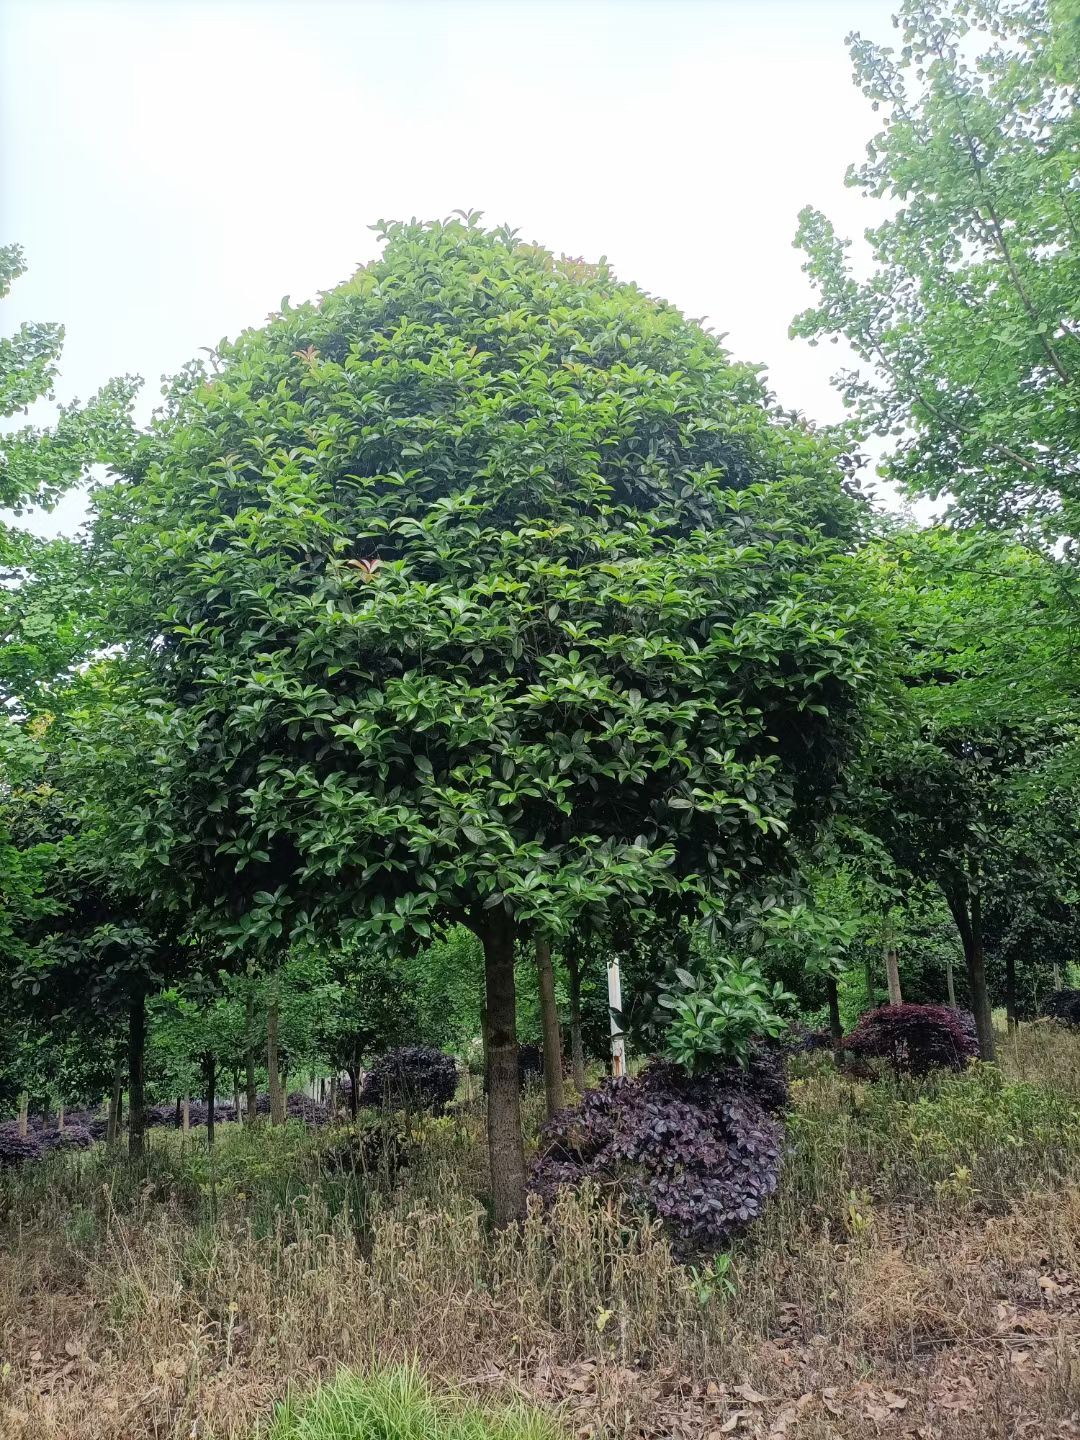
[2,0,909,533]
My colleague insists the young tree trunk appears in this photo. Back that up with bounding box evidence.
[174,1096,182,1128]
[946,958,957,1008]
[232,1073,241,1121]
[328,1074,338,1115]
[17,1094,28,1139]
[826,974,844,1067]
[1053,962,1063,990]
[205,1051,217,1150]
[267,975,284,1125]
[183,1097,190,1135]
[567,946,586,1092]
[534,935,566,1118]
[1005,950,1018,1034]
[57,1102,64,1133]
[128,987,147,1160]
[945,880,996,1062]
[480,914,526,1226]
[107,1061,123,1145]
[885,946,903,1006]
[346,1067,359,1118]
[244,983,258,1124]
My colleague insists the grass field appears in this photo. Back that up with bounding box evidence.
[3,1024,1080,1439]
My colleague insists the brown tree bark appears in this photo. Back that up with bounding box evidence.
[205,1051,217,1149]
[183,1097,190,1135]
[885,946,903,1006]
[826,974,845,1067]
[244,983,258,1124]
[534,935,566,1118]
[567,946,586,1092]
[945,880,997,1062]
[128,986,147,1160]
[480,913,526,1226]
[267,975,284,1125]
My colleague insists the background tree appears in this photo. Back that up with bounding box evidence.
[793,0,1080,548]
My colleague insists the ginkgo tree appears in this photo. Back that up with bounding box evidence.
[98,215,877,1221]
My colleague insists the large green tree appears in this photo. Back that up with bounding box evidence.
[793,0,1080,546]
[98,216,876,1221]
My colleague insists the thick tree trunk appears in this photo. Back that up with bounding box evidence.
[107,1062,123,1145]
[826,974,844,1067]
[128,987,147,1160]
[244,984,258,1123]
[945,880,996,1062]
[1005,950,1019,1034]
[946,958,957,1008]
[267,976,284,1125]
[567,948,586,1092]
[481,914,526,1226]
[534,935,566,1118]
[205,1051,216,1150]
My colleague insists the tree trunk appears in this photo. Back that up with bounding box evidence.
[885,947,903,1006]
[174,1096,182,1128]
[232,1073,241,1121]
[267,976,284,1125]
[183,1097,190,1135]
[244,984,258,1124]
[946,958,957,1008]
[567,947,586,1092]
[826,974,844,1067]
[481,914,526,1226]
[1053,962,1063,990]
[17,1094,28,1139]
[1005,950,1018,1034]
[534,935,566,1118]
[106,1062,123,1145]
[128,987,147,1160]
[329,1074,338,1115]
[945,880,996,1062]
[57,1102,64,1133]
[205,1051,216,1150]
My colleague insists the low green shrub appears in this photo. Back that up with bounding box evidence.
[264,1364,563,1440]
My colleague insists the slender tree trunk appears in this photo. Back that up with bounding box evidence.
[864,948,876,1008]
[534,935,566,1118]
[567,946,586,1092]
[128,987,147,1160]
[183,1097,190,1135]
[346,1066,359,1118]
[57,1102,64,1133]
[232,1073,241,1121]
[267,975,284,1125]
[205,1051,217,1150]
[945,879,996,1063]
[244,983,258,1124]
[328,1074,338,1115]
[946,958,957,1008]
[17,1094,28,1139]
[826,974,845,1067]
[480,914,526,1226]
[107,1061,123,1145]
[1005,950,1019,1034]
[1053,962,1063,990]
[174,1096,182,1128]
[885,947,903,1007]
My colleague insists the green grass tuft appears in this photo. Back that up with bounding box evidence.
[265,1363,564,1440]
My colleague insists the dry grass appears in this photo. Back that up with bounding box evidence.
[3,1028,1080,1439]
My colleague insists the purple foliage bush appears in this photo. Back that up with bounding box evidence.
[359,1046,458,1114]
[1042,989,1080,1027]
[39,1124,94,1153]
[530,1055,784,1257]
[844,1003,979,1076]
[0,1125,43,1168]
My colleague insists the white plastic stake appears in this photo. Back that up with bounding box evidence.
[607,954,626,1078]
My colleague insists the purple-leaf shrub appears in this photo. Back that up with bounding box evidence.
[844,1003,979,1075]
[530,1057,784,1256]
[1042,989,1080,1027]
[359,1045,458,1114]
[0,1125,43,1167]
